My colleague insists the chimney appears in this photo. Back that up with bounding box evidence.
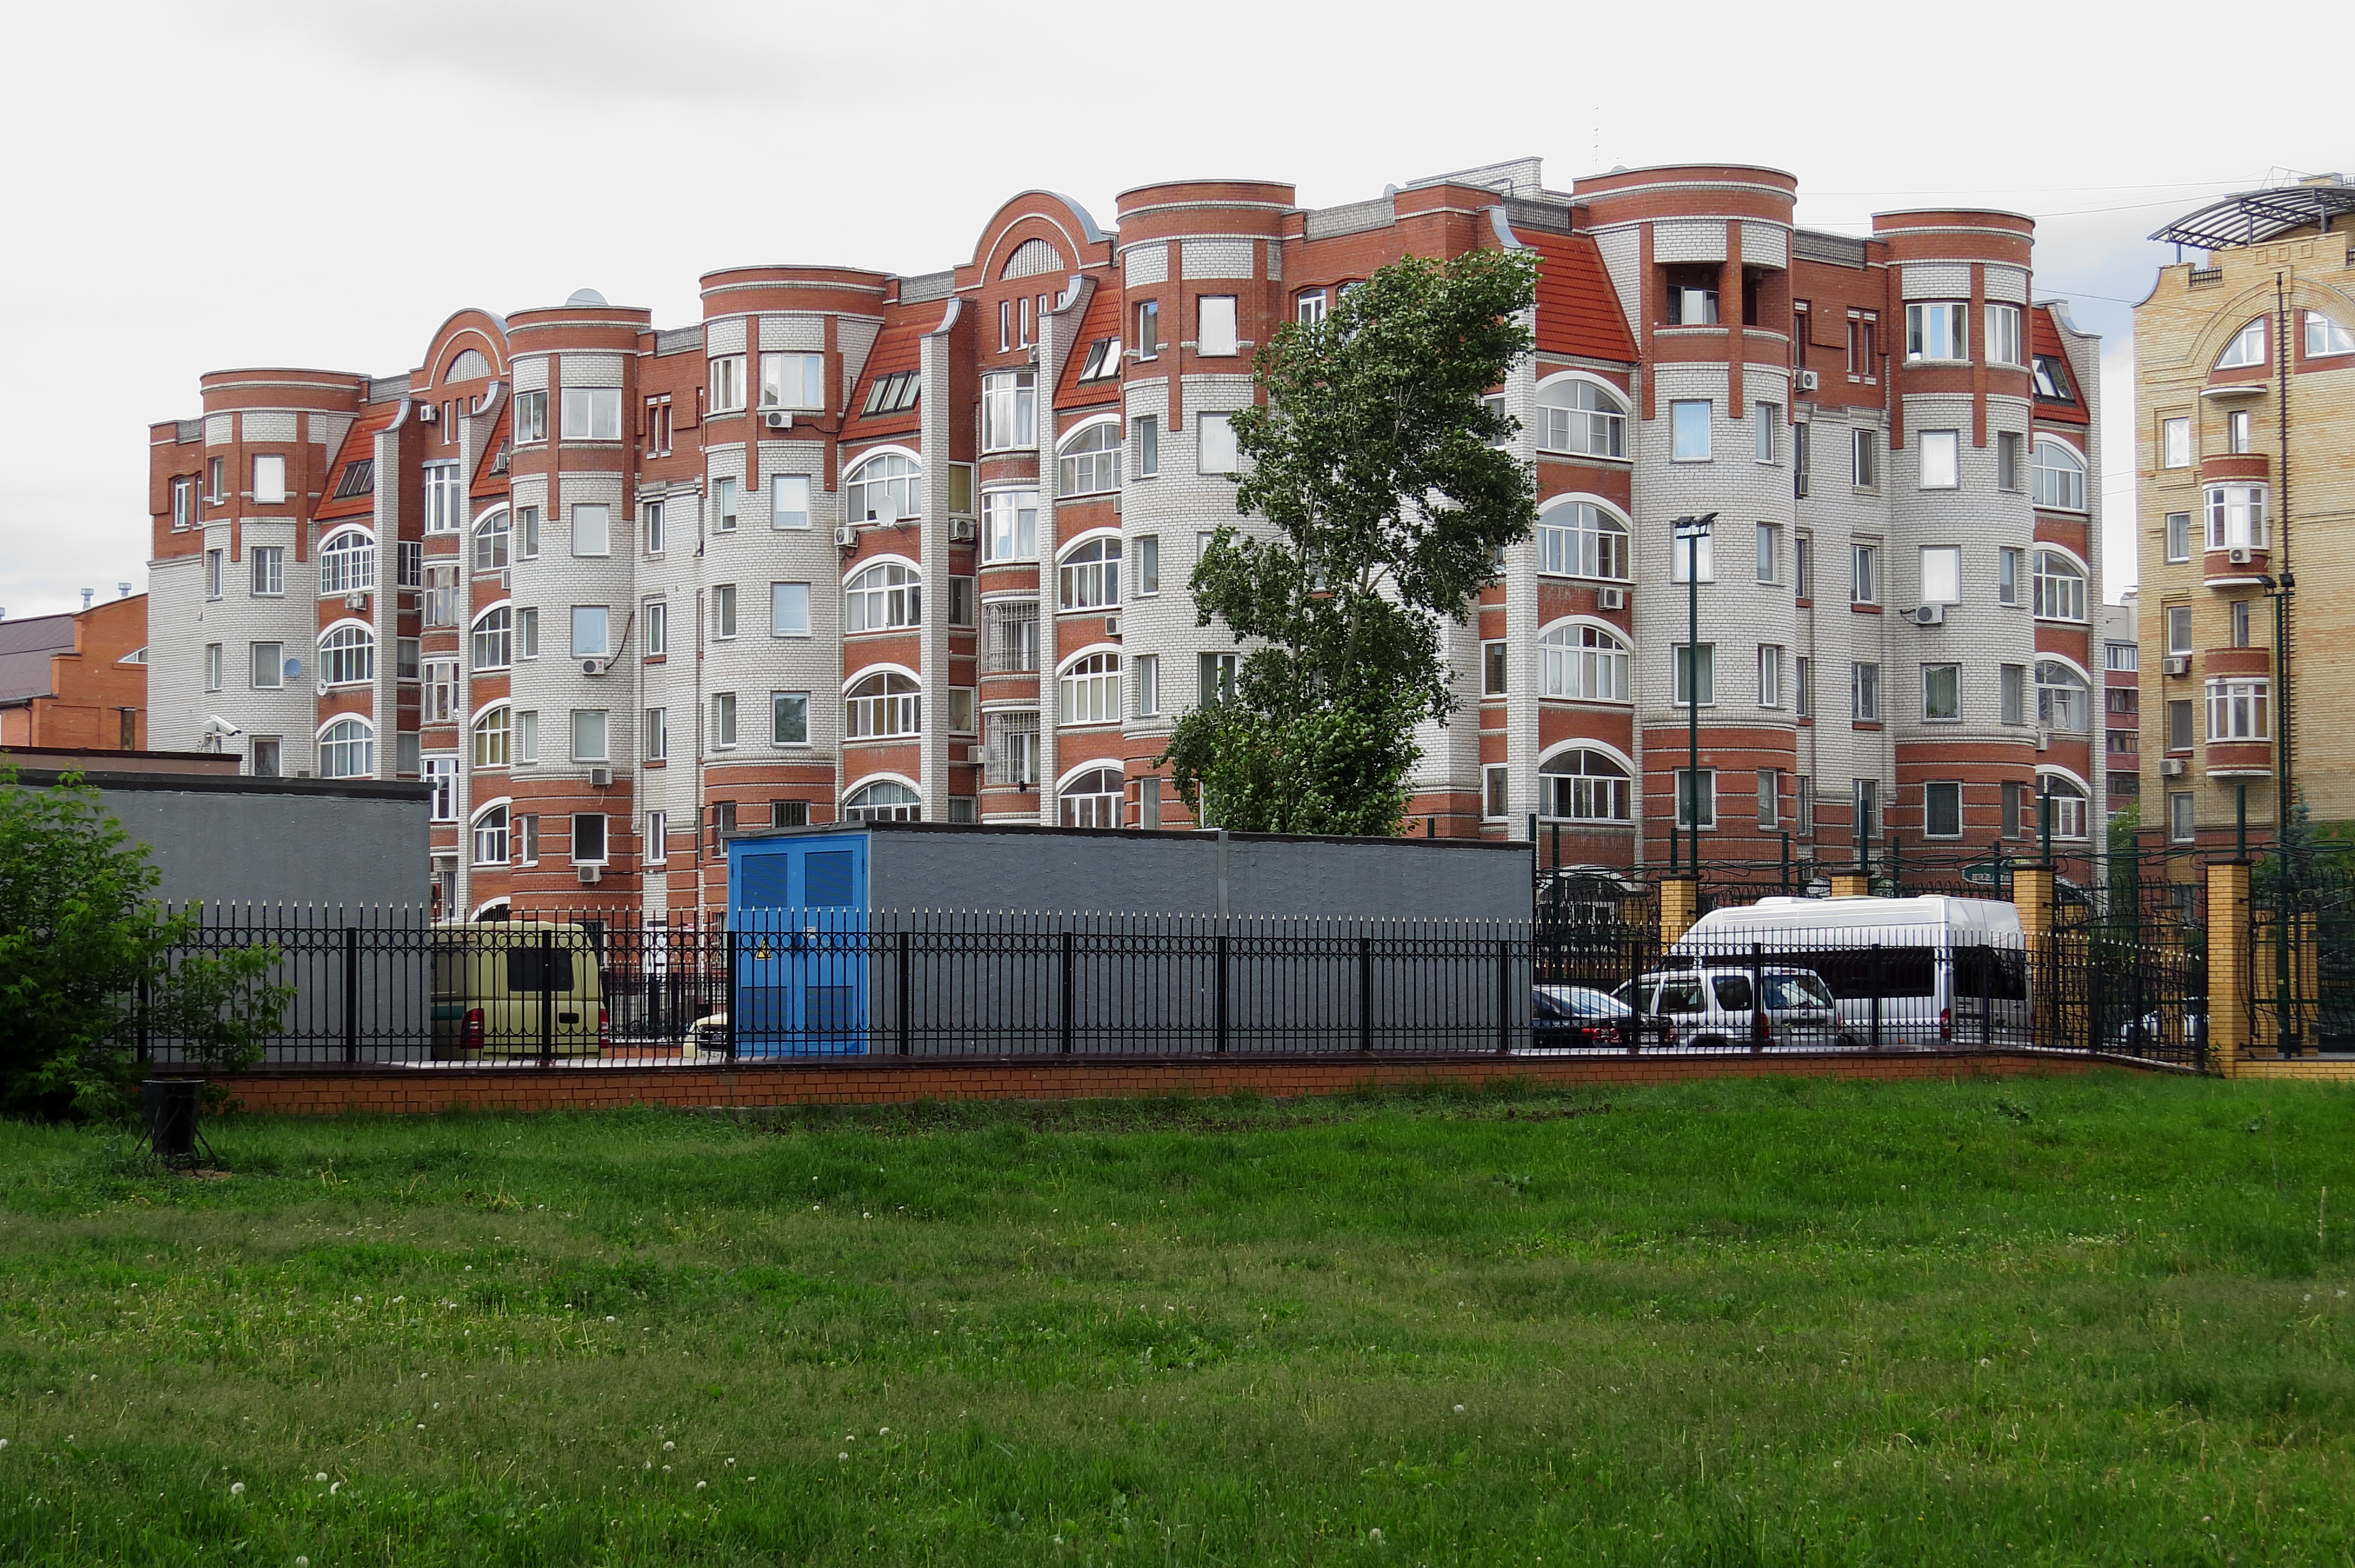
[80,588,94,611]
[117,582,132,599]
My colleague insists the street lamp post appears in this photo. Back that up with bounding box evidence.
[1673,513,1718,879]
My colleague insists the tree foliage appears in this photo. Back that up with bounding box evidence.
[1158,246,1539,835]
[0,769,288,1119]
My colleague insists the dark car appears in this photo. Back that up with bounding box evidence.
[1530,985,1637,1048]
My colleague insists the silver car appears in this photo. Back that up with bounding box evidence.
[1613,965,1843,1049]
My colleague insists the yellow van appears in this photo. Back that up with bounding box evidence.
[430,921,607,1058]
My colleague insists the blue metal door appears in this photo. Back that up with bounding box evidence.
[730,834,869,1055]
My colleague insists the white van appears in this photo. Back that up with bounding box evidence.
[1669,895,2030,1048]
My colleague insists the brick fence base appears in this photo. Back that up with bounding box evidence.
[205,1049,2151,1116]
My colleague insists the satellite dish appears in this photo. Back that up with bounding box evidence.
[565,287,608,307]
[283,657,302,680]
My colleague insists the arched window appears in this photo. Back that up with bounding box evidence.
[2031,550,2086,622]
[318,528,375,596]
[446,348,492,381]
[1059,768,1125,828]
[844,452,920,524]
[2204,483,2269,550]
[2030,438,2085,511]
[2215,317,2268,370]
[2036,660,2090,732]
[1057,423,1123,497]
[1540,623,1632,702]
[1058,537,1122,610]
[2040,776,2089,840]
[844,672,920,738]
[319,624,374,686]
[472,706,510,768]
[470,803,509,866]
[844,562,921,632]
[473,507,510,572]
[2306,312,2355,357]
[1058,653,1120,725]
[318,717,373,779]
[843,779,921,822]
[1534,380,1627,457]
[1539,750,1633,823]
[470,605,512,670]
[1534,501,1630,580]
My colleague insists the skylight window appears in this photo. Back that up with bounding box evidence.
[1077,338,1123,381]
[860,371,921,416]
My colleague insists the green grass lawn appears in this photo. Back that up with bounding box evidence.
[0,1074,2350,1566]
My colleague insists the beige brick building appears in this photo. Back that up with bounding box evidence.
[2137,177,2355,853]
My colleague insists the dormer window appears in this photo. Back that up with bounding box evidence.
[1076,338,1123,382]
[2031,355,2076,403]
[861,371,921,416]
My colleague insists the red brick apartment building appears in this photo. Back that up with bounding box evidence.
[143,157,2105,921]
[0,591,148,753]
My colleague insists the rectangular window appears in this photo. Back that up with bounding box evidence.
[1132,416,1159,477]
[2167,698,2194,750]
[982,370,1037,451]
[1794,536,1812,599]
[770,582,808,637]
[1670,529,1713,583]
[2107,642,2140,672]
[1754,403,1779,464]
[2165,511,2191,563]
[1986,303,2024,367]
[982,490,1039,562]
[570,605,610,659]
[644,706,667,762]
[1136,300,1159,358]
[251,453,286,504]
[249,545,284,596]
[2170,792,2197,843]
[424,757,457,822]
[759,351,825,411]
[570,709,608,763]
[987,600,1039,672]
[170,475,195,530]
[423,659,457,722]
[251,738,281,778]
[985,710,1041,787]
[1484,765,1510,821]
[1197,413,1239,474]
[1198,295,1239,356]
[1918,428,1960,490]
[2207,677,2270,740]
[1998,546,2022,604]
[423,565,458,627]
[1673,643,1715,706]
[1134,535,1160,596]
[515,507,538,561]
[1854,778,1880,843]
[1793,422,1812,497]
[2227,408,2252,455]
[771,692,809,745]
[1850,317,1878,376]
[1297,289,1328,324]
[946,687,976,735]
[1663,265,1719,325]
[396,637,419,681]
[206,456,226,501]
[513,389,548,443]
[641,500,664,555]
[1997,430,2024,491]
[517,607,538,660]
[572,503,610,557]
[1670,400,1711,461]
[422,461,462,533]
[646,812,666,865]
[1135,653,1160,716]
[205,549,223,600]
[572,814,607,865]
[1852,427,1879,489]
[1851,544,1878,605]
[709,356,747,413]
[250,640,283,689]
[712,584,737,639]
[1481,640,1507,697]
[1676,769,1717,830]
[1756,522,1777,583]
[1795,656,1812,716]
[712,476,738,533]
[1851,662,1880,720]
[1921,545,1961,604]
[947,576,975,627]
[1925,780,1963,838]
[2162,416,2191,469]
[1906,301,1968,362]
[710,692,737,749]
[2001,663,2027,725]
[1757,768,1780,828]
[1199,652,1239,704]
[771,474,809,530]
[2000,780,2026,840]
[1757,644,1782,707]
[513,814,537,865]
[2231,597,2250,648]
[517,710,538,765]
[2165,605,2194,655]
[1922,662,1961,721]
[643,600,666,657]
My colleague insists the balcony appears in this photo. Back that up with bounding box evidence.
[2205,646,2271,677]
[2205,740,2273,779]
[2204,547,2270,589]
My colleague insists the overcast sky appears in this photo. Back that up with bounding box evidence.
[0,0,2341,620]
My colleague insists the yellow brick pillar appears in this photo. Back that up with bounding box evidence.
[1829,870,1872,898]
[1660,876,1700,944]
[2206,859,2251,1076]
[2014,864,2058,1048]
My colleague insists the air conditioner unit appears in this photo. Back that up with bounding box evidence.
[2228,546,2253,564]
[834,525,858,547]
[345,593,369,613]
[947,517,977,542]
[764,410,793,430]
[581,659,603,677]
[415,403,436,422]
[1104,615,1121,637]
[1796,369,1821,392]
[576,864,602,885]
[2035,730,2051,752]
[1598,586,1627,611]
[2160,758,2188,777]
[589,766,613,788]
[1912,603,1946,626]
[2163,655,2191,677]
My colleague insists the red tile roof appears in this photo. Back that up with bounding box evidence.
[2029,306,2089,425]
[1521,230,1637,364]
[1056,282,1126,409]
[470,403,512,496]
[844,315,927,444]
[312,404,403,521]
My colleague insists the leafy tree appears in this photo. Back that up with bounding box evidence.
[0,768,288,1119]
[1158,247,1539,835]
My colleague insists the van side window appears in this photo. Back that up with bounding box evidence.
[1658,978,1706,1013]
[1712,975,1753,1011]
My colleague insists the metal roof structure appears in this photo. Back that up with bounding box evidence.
[2151,178,2355,251]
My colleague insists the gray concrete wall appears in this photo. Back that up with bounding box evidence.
[64,775,431,911]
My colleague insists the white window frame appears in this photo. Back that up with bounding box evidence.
[249,544,285,597]
[1985,303,2024,368]
[844,560,920,633]
[1197,295,1239,357]
[570,709,610,764]
[1669,400,1711,461]
[771,473,810,531]
[317,527,376,596]
[2031,548,2088,623]
[1539,620,1633,703]
[1196,413,1239,474]
[1920,545,1961,605]
[981,371,1037,452]
[2162,416,2191,469]
[1535,499,1630,582]
[759,351,825,411]
[2215,318,2267,370]
[1905,300,1968,363]
[422,460,463,534]
[1057,650,1122,726]
[1057,534,1122,611]
[2205,483,2268,550]
[709,354,747,414]
[981,489,1038,563]
[1922,662,1962,722]
[251,453,287,505]
[1918,428,1960,490]
[470,605,513,672]
[319,622,375,688]
[771,582,811,637]
[1534,375,1628,459]
[2306,311,2355,358]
